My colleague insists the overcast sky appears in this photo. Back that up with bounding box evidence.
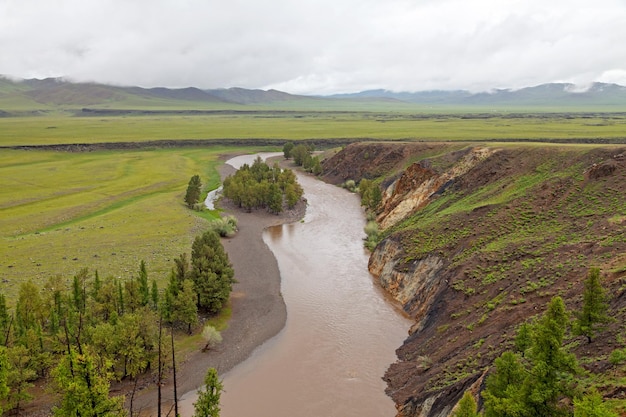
[2,0,626,94]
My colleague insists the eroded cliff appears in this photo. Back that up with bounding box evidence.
[322,142,626,416]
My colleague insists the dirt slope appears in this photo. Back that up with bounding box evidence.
[322,142,626,416]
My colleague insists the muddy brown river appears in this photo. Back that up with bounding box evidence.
[179,154,410,416]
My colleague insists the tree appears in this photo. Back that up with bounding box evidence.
[0,293,10,344]
[52,348,126,417]
[222,159,303,213]
[185,174,202,209]
[0,347,9,416]
[514,321,532,357]
[452,391,479,417]
[6,345,35,414]
[283,142,295,159]
[483,297,584,417]
[482,351,527,417]
[574,390,618,417]
[189,230,234,313]
[311,156,323,175]
[291,144,310,166]
[172,280,198,334]
[138,260,150,307]
[193,368,223,417]
[14,280,44,337]
[524,296,579,417]
[574,268,611,343]
[359,179,383,210]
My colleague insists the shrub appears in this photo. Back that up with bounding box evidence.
[364,220,380,251]
[609,348,626,365]
[343,180,357,192]
[209,216,238,237]
[201,325,222,352]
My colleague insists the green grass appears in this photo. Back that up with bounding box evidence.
[2,112,626,147]
[0,147,258,303]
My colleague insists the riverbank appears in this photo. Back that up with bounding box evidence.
[131,156,306,415]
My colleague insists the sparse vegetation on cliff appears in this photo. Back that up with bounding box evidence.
[322,142,626,416]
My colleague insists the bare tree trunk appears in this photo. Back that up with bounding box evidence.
[171,327,178,417]
[158,316,163,417]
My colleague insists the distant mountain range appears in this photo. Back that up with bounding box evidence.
[1,75,626,110]
[330,82,626,107]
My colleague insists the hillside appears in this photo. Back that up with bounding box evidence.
[0,76,381,112]
[331,82,626,109]
[322,143,626,416]
[2,76,626,112]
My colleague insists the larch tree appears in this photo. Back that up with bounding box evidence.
[52,348,126,417]
[193,367,223,417]
[452,391,479,417]
[189,230,234,313]
[574,267,611,343]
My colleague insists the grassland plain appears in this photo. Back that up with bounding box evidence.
[0,146,262,303]
[2,111,626,147]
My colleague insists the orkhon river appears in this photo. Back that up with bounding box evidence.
[182,153,410,417]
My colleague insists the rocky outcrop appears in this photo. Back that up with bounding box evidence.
[378,147,496,229]
[369,238,444,332]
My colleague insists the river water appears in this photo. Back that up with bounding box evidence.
[182,153,410,417]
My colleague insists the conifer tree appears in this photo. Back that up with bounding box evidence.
[185,175,202,208]
[189,230,234,313]
[514,321,532,357]
[138,260,150,307]
[0,346,9,415]
[193,367,223,417]
[574,390,618,417]
[52,348,126,417]
[574,268,611,343]
[452,391,479,417]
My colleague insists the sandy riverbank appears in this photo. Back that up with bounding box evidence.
[131,158,306,415]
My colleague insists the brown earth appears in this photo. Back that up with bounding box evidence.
[323,142,626,416]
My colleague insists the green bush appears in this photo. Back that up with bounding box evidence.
[209,216,238,237]
[609,348,626,365]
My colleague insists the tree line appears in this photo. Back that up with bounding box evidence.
[452,268,617,417]
[222,156,303,213]
[0,228,233,416]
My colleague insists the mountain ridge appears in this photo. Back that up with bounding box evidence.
[1,75,626,110]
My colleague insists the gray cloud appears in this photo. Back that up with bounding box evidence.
[2,0,626,94]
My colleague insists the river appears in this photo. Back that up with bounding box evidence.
[181,153,410,416]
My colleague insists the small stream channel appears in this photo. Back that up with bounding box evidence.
[181,153,410,416]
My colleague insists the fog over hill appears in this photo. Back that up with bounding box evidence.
[2,75,626,109]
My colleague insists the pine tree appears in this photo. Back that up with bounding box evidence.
[574,268,611,343]
[193,368,223,417]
